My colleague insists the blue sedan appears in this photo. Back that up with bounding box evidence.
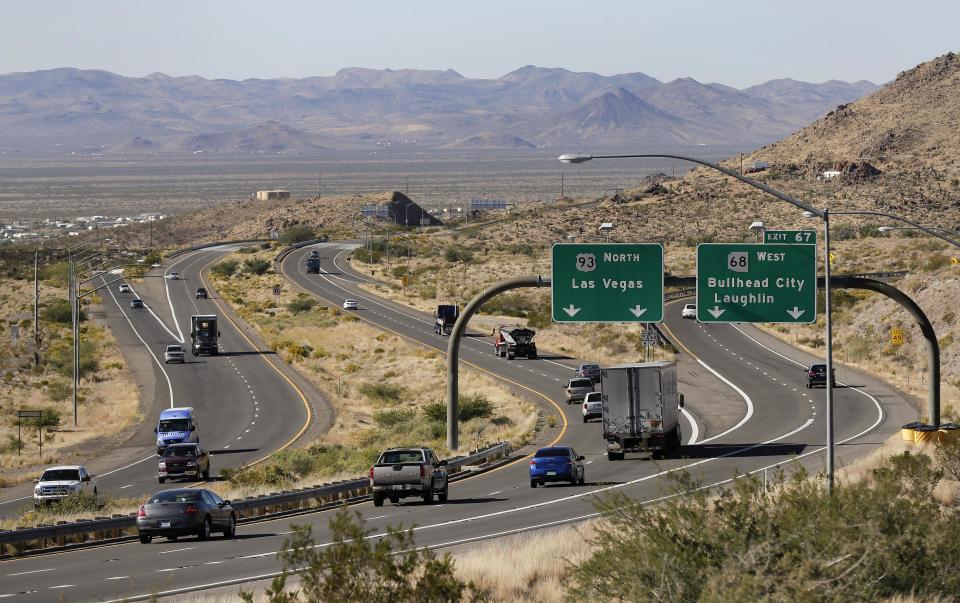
[529,446,585,487]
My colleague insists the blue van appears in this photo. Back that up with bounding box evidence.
[155,407,199,454]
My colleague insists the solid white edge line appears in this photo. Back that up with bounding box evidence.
[693,356,755,445]
[125,282,180,342]
[680,408,699,444]
[104,278,175,409]
[162,270,185,344]
[728,323,885,429]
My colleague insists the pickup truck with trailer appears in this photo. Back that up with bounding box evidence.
[190,314,219,356]
[494,325,537,359]
[601,361,684,460]
[434,304,459,335]
[369,447,448,506]
[305,254,321,274]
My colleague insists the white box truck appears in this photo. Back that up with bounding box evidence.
[601,361,684,460]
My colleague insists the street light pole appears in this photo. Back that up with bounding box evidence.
[823,209,835,494]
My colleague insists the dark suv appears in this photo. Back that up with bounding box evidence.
[195,288,208,299]
[158,443,210,483]
[576,363,602,383]
[806,363,836,388]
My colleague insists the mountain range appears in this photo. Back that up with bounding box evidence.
[0,66,878,153]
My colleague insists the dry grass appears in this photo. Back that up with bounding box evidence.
[0,278,141,487]
[210,250,539,457]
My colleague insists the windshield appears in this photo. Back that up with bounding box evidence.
[166,346,182,353]
[535,448,572,458]
[148,491,200,504]
[810,365,827,374]
[380,450,424,464]
[163,446,197,457]
[40,469,80,481]
[585,392,601,403]
[158,418,190,432]
[570,379,593,388]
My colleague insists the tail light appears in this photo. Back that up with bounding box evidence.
[368,466,374,480]
[530,459,536,466]
[138,505,146,517]
[419,465,425,478]
[184,504,198,515]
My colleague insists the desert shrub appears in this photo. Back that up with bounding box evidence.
[490,415,513,426]
[211,259,239,277]
[444,246,474,263]
[374,408,416,429]
[571,454,960,602]
[832,223,858,241]
[287,296,317,314]
[42,299,84,324]
[422,401,446,423]
[243,258,271,275]
[459,393,494,421]
[359,382,404,404]
[238,246,260,254]
[47,340,98,377]
[390,265,409,279]
[46,380,71,402]
[286,344,312,359]
[244,509,487,603]
[423,395,493,423]
[279,226,316,245]
[924,253,950,271]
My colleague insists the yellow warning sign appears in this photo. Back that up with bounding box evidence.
[829,252,836,265]
[891,327,904,346]
[951,257,959,265]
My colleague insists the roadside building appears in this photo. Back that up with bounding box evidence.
[256,190,291,201]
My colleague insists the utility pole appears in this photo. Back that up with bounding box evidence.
[560,172,564,200]
[405,176,409,195]
[318,170,322,199]
[33,251,40,368]
[740,153,744,175]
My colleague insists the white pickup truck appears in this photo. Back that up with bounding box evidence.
[33,465,98,507]
[369,447,448,506]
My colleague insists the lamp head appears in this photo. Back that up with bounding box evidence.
[801,211,816,219]
[558,153,593,164]
[878,226,895,233]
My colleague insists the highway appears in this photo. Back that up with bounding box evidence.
[0,241,916,601]
[0,246,318,517]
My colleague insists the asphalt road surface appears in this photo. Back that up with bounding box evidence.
[0,246,314,518]
[0,242,916,601]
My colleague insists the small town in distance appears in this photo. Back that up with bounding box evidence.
[0,4,958,601]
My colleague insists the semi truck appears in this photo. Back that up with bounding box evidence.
[601,361,684,460]
[190,314,219,356]
[305,254,321,274]
[494,325,537,359]
[434,304,459,335]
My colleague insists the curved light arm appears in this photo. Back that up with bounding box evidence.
[558,153,823,217]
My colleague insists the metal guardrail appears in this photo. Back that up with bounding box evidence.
[845,270,908,280]
[272,237,330,266]
[166,239,272,259]
[664,288,695,301]
[0,442,511,558]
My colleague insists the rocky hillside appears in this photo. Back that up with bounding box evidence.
[743,52,960,183]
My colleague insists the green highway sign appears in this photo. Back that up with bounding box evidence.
[696,243,817,323]
[551,243,664,323]
[764,229,817,244]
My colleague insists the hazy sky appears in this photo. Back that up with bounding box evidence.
[3,1,957,87]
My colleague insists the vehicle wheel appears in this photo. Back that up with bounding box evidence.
[583,416,588,423]
[202,468,210,480]
[158,477,165,484]
[139,533,152,544]
[198,517,212,540]
[507,353,515,360]
[93,487,98,497]
[223,514,236,538]
[607,451,623,461]
[422,483,434,505]
[529,352,537,359]
[438,483,449,503]
[530,479,538,488]
[569,473,578,486]
[373,493,385,507]
[579,471,586,485]
[805,383,811,389]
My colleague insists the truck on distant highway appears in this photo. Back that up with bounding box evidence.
[369,447,448,506]
[494,325,537,359]
[305,254,321,274]
[601,361,684,460]
[434,304,459,335]
[190,314,219,356]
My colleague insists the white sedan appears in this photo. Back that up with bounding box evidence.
[681,304,696,319]
[118,283,131,293]
[167,272,181,280]
[342,299,359,310]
